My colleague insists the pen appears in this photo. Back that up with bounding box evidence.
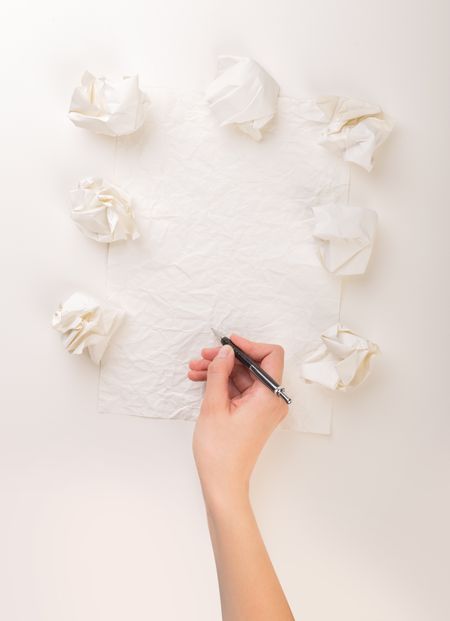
[211,328,292,405]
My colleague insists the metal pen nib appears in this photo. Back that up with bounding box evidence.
[208,327,292,406]
[211,327,224,343]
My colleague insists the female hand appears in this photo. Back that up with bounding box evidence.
[188,335,295,621]
[188,333,288,508]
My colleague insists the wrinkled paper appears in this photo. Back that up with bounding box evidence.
[299,96,393,171]
[300,323,379,391]
[52,292,124,364]
[68,71,149,136]
[313,204,377,275]
[205,56,280,141]
[98,89,350,434]
[70,177,139,243]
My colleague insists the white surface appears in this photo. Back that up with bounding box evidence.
[98,89,348,433]
[0,1,449,619]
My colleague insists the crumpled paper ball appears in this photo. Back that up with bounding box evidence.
[312,204,378,275]
[299,96,393,171]
[52,292,124,364]
[205,56,280,141]
[70,177,139,243]
[68,71,149,136]
[300,323,379,391]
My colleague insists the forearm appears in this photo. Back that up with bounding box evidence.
[204,489,295,621]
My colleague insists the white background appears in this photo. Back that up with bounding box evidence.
[1,1,449,619]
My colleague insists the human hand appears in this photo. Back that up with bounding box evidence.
[188,334,288,510]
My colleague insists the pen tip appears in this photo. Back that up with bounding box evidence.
[211,327,224,342]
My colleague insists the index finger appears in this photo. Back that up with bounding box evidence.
[229,333,285,383]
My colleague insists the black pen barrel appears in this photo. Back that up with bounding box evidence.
[221,336,279,392]
[215,332,292,405]
[248,364,279,392]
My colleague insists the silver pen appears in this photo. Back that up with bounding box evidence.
[211,328,292,405]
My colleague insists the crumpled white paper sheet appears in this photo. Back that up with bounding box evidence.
[70,177,140,243]
[300,323,379,391]
[68,71,149,137]
[98,89,350,433]
[205,56,280,141]
[299,96,393,171]
[52,292,124,364]
[313,204,377,275]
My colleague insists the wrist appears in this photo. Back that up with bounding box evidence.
[201,479,251,521]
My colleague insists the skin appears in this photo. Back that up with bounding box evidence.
[188,333,295,621]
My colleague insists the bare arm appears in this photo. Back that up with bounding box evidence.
[188,334,295,621]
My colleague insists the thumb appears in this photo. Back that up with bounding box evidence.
[203,345,235,409]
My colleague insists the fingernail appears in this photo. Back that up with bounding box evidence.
[218,345,231,358]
